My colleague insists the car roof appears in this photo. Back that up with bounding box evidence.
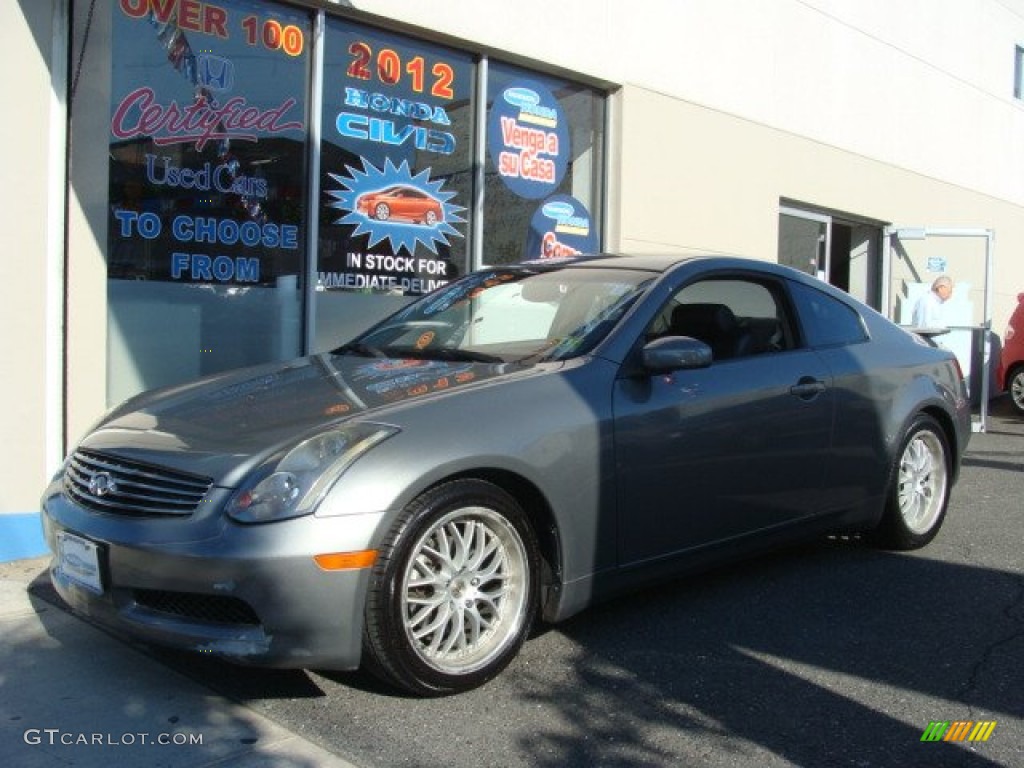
[524,252,802,277]
[571,253,687,272]
[517,253,870,309]
[517,253,690,273]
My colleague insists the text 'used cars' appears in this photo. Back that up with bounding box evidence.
[42,255,971,695]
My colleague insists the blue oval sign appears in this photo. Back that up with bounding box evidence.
[487,80,569,199]
[524,194,598,261]
[503,87,541,108]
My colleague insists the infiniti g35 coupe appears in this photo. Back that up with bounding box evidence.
[41,255,971,696]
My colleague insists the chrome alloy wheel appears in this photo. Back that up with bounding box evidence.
[400,506,530,675]
[896,429,949,535]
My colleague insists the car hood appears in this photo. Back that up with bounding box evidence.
[78,352,546,486]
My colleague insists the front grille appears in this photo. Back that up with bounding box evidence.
[64,449,214,517]
[134,589,261,626]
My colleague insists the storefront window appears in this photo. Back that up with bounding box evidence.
[81,3,605,405]
[483,63,605,265]
[106,0,311,403]
[313,19,475,350]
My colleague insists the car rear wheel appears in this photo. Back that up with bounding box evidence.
[363,479,539,696]
[1008,366,1024,415]
[870,414,951,550]
[425,210,438,226]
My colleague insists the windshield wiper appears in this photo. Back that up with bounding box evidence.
[387,347,504,364]
[431,348,504,363]
[333,341,389,358]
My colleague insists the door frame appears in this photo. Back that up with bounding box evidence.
[883,226,995,432]
[779,204,884,309]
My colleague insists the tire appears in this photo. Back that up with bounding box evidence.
[425,209,438,226]
[362,479,539,696]
[374,203,391,221]
[1008,366,1024,415]
[870,414,951,550]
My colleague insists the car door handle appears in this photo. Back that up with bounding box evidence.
[790,377,827,400]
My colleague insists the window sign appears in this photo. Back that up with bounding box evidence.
[487,80,569,200]
[524,194,598,260]
[109,0,309,286]
[312,20,475,350]
[318,20,473,297]
[106,0,310,403]
[484,63,605,266]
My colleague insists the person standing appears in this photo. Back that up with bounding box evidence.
[912,275,954,327]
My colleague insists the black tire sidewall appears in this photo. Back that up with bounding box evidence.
[1009,368,1024,414]
[364,479,540,696]
[873,414,951,550]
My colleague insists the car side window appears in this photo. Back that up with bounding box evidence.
[789,281,868,348]
[647,277,794,361]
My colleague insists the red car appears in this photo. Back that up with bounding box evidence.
[356,185,443,226]
[997,291,1024,415]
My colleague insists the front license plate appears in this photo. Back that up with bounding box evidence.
[56,531,103,594]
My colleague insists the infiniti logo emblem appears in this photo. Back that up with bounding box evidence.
[88,472,117,498]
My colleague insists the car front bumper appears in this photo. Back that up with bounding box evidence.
[40,479,387,670]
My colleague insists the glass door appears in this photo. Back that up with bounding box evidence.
[779,207,830,281]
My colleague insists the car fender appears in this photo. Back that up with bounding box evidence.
[887,371,968,470]
[314,358,621,600]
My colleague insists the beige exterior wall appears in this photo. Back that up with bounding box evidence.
[615,85,1024,328]
[65,1,111,456]
[1,0,59,513]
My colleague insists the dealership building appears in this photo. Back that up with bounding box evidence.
[4,0,1024,558]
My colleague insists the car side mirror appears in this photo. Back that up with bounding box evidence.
[641,336,713,374]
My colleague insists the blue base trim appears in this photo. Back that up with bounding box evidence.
[0,513,49,563]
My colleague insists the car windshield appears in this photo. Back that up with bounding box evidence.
[338,264,653,363]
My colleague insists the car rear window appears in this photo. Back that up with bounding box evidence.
[789,281,868,348]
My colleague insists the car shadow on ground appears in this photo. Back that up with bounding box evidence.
[11,577,328,767]
[506,538,1021,767]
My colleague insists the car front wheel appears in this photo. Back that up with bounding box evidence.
[363,479,539,696]
[1008,366,1024,415]
[870,414,951,550]
[374,203,391,221]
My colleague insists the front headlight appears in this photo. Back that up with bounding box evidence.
[227,423,398,524]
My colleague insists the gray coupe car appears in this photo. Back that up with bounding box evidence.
[41,255,971,695]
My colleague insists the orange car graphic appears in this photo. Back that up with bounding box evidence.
[356,185,444,226]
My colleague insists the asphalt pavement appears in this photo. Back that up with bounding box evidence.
[1,398,1021,768]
